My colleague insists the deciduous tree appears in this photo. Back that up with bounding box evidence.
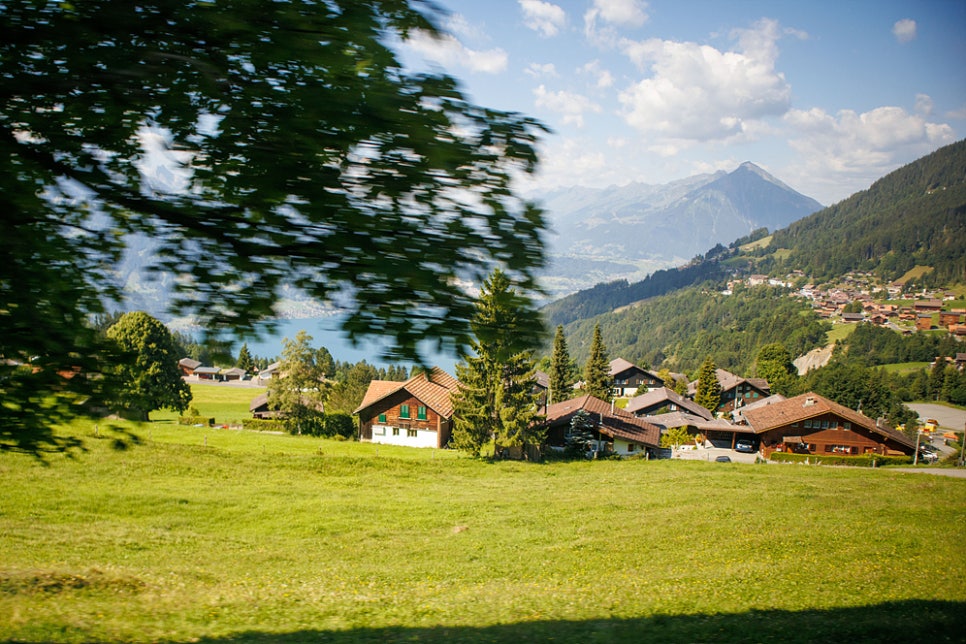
[107,312,191,421]
[1,0,547,453]
[267,331,327,435]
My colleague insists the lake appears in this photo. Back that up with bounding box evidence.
[240,315,460,375]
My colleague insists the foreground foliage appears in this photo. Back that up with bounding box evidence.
[1,420,964,643]
[0,0,547,454]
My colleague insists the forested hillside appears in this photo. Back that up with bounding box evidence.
[757,139,966,283]
[562,285,829,377]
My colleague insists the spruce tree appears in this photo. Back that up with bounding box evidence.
[695,356,722,414]
[549,325,576,404]
[235,343,257,374]
[450,270,545,458]
[583,324,611,401]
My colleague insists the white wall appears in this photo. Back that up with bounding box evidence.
[370,424,438,449]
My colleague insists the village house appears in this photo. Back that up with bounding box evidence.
[609,358,665,397]
[178,358,201,377]
[688,368,770,414]
[193,366,221,381]
[740,392,915,458]
[939,311,964,328]
[914,299,943,312]
[916,314,933,331]
[354,367,459,449]
[625,386,712,419]
[249,392,323,420]
[544,394,661,458]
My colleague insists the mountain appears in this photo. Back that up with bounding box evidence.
[536,163,823,297]
[543,140,966,376]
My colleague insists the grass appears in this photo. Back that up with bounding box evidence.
[1,389,965,642]
[878,362,931,374]
[739,235,772,252]
[152,382,266,426]
[825,323,857,344]
[896,265,934,284]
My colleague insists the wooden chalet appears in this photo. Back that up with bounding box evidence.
[609,358,664,397]
[939,311,963,328]
[544,394,661,457]
[741,392,915,458]
[688,368,770,414]
[249,392,323,419]
[914,299,943,312]
[625,386,713,419]
[354,367,459,449]
[916,314,933,331]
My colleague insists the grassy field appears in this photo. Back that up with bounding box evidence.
[2,400,965,642]
[825,322,857,344]
[879,362,931,374]
[152,382,264,426]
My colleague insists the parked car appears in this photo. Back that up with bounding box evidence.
[715,455,732,463]
[735,440,755,453]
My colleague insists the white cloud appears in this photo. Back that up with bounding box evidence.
[783,105,956,202]
[525,62,558,78]
[893,19,917,44]
[584,0,648,46]
[618,19,791,141]
[915,93,934,116]
[533,85,602,127]
[580,60,615,88]
[519,0,566,38]
[405,30,508,74]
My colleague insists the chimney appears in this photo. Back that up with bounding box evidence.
[803,396,816,407]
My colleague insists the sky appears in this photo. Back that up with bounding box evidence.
[400,0,966,206]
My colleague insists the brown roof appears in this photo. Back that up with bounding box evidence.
[625,386,713,419]
[608,357,641,376]
[688,368,770,396]
[546,394,661,447]
[353,367,459,418]
[741,392,915,449]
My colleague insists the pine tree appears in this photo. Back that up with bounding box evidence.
[450,269,545,458]
[583,324,611,401]
[235,343,257,374]
[549,325,576,404]
[695,356,722,414]
[565,409,596,458]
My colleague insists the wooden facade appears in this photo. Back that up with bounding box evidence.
[355,367,458,450]
[609,358,664,397]
[742,393,915,458]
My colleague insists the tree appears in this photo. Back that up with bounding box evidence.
[450,270,545,458]
[694,356,722,414]
[267,331,327,435]
[564,409,596,458]
[929,358,947,401]
[583,324,611,402]
[106,312,192,421]
[549,325,576,404]
[1,0,548,453]
[235,343,257,374]
[755,343,799,396]
[659,426,692,449]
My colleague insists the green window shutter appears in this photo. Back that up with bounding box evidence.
[417,406,427,420]
[378,413,387,423]
[400,404,410,419]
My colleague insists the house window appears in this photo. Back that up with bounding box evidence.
[822,420,830,429]
[400,404,410,419]
[792,421,798,427]
[407,428,417,438]
[804,420,812,429]
[378,413,387,424]
[375,426,385,436]
[628,443,636,452]
[417,406,427,420]
[844,422,851,431]
[392,428,399,436]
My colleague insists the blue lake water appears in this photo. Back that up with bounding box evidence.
[239,315,460,375]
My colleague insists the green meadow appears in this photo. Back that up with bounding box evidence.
[1,385,965,643]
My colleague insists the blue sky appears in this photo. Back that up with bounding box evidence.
[402,0,966,205]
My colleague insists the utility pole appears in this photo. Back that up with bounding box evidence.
[960,421,965,467]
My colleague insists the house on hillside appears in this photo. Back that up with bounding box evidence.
[193,366,221,381]
[609,358,664,397]
[688,368,770,414]
[625,386,712,420]
[740,392,915,458]
[914,299,943,312]
[354,367,459,449]
[916,314,933,331]
[939,311,963,328]
[544,394,661,458]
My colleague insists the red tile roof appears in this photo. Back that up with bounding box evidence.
[546,394,661,447]
[353,367,459,418]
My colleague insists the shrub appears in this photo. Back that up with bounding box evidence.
[242,418,286,432]
[178,416,214,427]
[324,413,356,439]
[769,452,913,467]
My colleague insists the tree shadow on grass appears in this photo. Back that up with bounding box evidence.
[182,599,963,644]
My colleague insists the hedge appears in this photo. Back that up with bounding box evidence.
[242,418,286,432]
[178,416,215,427]
[770,452,913,467]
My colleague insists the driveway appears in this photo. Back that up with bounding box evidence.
[907,403,966,432]
[671,445,759,464]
